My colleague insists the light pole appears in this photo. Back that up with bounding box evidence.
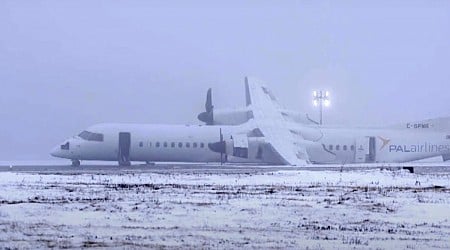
[313,90,330,125]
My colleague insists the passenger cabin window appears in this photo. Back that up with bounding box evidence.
[351,145,355,151]
[447,135,450,140]
[156,142,160,148]
[193,142,198,148]
[336,145,340,151]
[178,142,183,148]
[139,142,143,147]
[343,145,347,151]
[78,131,104,142]
[329,145,333,151]
[200,143,205,148]
[186,142,190,148]
[164,142,168,148]
[171,142,176,148]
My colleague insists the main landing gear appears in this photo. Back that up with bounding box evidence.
[71,159,81,167]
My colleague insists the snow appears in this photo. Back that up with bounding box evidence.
[0,169,448,249]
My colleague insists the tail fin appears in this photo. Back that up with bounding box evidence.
[389,117,450,132]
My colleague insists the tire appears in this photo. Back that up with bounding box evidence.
[71,159,81,167]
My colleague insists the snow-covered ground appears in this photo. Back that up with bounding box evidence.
[0,170,448,249]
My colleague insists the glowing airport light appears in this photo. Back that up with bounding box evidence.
[312,90,330,125]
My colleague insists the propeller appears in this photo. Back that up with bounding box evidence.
[198,88,214,125]
[208,128,227,165]
[220,128,224,165]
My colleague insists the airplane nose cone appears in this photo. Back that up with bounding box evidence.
[50,146,61,158]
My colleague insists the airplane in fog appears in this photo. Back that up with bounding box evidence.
[51,78,450,167]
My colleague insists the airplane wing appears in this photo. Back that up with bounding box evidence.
[245,77,310,166]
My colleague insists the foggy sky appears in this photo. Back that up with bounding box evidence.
[1,1,450,160]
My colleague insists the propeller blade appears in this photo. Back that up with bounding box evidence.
[207,128,226,165]
[198,88,214,125]
[206,88,213,112]
[245,77,252,106]
[220,128,224,165]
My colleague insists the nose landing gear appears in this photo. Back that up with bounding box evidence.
[71,159,81,167]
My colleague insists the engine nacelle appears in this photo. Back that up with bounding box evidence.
[197,88,253,126]
[199,108,251,126]
[209,135,281,164]
[214,109,252,125]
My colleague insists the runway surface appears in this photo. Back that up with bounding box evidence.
[1,163,450,174]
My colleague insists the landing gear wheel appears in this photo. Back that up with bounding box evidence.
[118,160,131,167]
[71,159,81,167]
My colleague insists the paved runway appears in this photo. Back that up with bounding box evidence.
[1,163,449,174]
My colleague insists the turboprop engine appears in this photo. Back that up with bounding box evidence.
[208,133,282,164]
[197,88,252,126]
[208,129,339,165]
[198,85,319,126]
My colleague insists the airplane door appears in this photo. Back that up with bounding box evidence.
[232,134,249,158]
[367,137,376,163]
[354,137,368,163]
[118,132,131,166]
[354,136,376,163]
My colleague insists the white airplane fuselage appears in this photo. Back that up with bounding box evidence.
[51,122,450,165]
[309,126,450,164]
[51,123,257,164]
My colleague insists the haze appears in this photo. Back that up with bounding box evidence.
[1,1,449,160]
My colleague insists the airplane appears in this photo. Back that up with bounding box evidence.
[51,77,450,167]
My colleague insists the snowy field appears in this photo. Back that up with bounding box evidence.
[0,169,449,249]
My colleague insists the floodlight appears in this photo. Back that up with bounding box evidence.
[312,90,331,125]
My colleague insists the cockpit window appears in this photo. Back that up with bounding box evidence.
[60,142,70,150]
[78,131,104,142]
